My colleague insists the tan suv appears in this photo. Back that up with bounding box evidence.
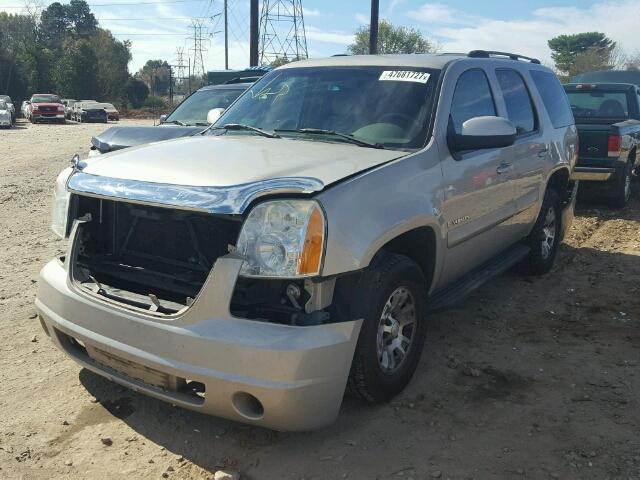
[37,51,578,431]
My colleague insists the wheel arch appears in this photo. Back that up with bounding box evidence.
[546,166,570,195]
[356,224,440,296]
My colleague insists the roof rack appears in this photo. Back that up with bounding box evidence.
[468,50,541,64]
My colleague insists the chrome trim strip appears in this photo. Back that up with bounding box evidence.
[67,171,325,214]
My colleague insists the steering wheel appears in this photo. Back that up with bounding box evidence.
[377,112,413,127]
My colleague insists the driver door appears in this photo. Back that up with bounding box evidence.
[438,68,517,286]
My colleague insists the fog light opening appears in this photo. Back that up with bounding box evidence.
[232,392,264,420]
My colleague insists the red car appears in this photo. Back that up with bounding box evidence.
[28,94,66,124]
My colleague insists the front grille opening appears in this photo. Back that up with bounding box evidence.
[71,196,241,314]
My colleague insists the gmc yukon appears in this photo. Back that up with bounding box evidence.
[36,51,578,431]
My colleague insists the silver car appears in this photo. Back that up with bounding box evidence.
[37,52,578,431]
[0,100,12,128]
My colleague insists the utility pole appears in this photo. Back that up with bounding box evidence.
[369,0,379,54]
[173,47,188,98]
[259,0,308,65]
[250,0,259,66]
[190,19,208,86]
[224,0,229,70]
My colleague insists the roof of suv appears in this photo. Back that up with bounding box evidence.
[277,52,545,71]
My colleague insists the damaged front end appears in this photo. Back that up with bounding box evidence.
[61,168,337,325]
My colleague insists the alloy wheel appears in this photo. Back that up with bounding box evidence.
[376,286,416,373]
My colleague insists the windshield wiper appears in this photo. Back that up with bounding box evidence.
[275,128,385,149]
[162,119,187,126]
[212,123,281,138]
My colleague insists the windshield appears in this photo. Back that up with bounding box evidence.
[566,90,630,118]
[165,88,245,125]
[32,95,61,104]
[215,66,439,150]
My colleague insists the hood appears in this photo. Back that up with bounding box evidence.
[81,134,404,188]
[92,125,203,152]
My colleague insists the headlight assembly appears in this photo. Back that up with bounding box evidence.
[237,200,325,278]
[51,167,72,238]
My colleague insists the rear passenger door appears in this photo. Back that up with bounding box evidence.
[494,68,546,236]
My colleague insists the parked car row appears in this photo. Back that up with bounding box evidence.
[12,94,120,125]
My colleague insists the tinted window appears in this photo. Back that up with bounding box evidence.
[566,91,629,119]
[496,69,536,134]
[31,95,61,103]
[450,69,496,134]
[530,70,574,128]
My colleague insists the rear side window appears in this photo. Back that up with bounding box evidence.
[496,69,536,134]
[450,69,496,134]
[565,91,629,118]
[530,70,574,128]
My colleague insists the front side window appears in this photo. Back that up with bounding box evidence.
[216,66,440,150]
[496,69,536,134]
[165,88,245,126]
[450,69,496,134]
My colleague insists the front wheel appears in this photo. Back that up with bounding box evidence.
[347,253,428,403]
[519,189,561,276]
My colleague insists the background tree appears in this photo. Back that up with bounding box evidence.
[53,39,99,99]
[348,20,437,55]
[270,55,304,68]
[137,60,171,96]
[548,32,616,76]
[125,78,150,108]
[0,1,134,108]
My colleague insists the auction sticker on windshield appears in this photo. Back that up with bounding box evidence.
[379,71,430,84]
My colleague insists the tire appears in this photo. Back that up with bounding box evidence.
[611,160,633,209]
[519,189,561,276]
[346,253,428,403]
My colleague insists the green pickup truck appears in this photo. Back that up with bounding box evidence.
[564,82,640,207]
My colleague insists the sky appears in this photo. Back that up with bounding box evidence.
[1,0,640,73]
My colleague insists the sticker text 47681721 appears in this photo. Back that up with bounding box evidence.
[379,71,431,84]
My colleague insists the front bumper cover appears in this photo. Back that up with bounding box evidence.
[36,256,361,431]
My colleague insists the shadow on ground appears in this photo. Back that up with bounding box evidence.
[72,193,640,478]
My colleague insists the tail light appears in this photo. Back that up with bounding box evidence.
[607,135,621,157]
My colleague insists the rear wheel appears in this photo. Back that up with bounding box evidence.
[611,160,633,208]
[347,253,428,403]
[519,188,561,276]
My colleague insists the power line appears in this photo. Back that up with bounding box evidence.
[0,0,208,9]
[111,32,188,36]
[259,0,308,65]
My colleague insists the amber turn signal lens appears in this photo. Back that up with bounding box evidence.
[297,206,325,275]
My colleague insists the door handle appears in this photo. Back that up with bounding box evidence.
[497,163,513,175]
[537,148,549,158]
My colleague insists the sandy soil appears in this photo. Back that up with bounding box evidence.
[0,118,639,480]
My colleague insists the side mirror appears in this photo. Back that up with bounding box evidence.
[159,114,167,123]
[207,107,225,125]
[451,116,517,152]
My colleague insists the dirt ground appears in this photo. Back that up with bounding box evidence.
[0,118,639,480]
